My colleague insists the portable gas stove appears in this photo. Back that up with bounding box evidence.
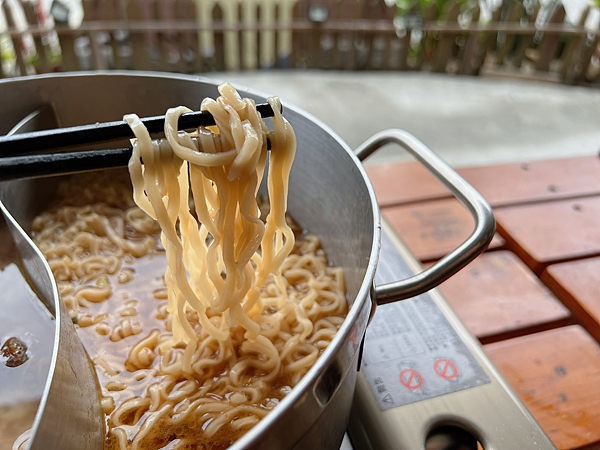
[341,221,556,450]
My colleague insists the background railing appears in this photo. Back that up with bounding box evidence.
[0,0,599,85]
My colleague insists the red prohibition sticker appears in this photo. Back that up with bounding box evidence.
[434,359,459,380]
[399,369,423,390]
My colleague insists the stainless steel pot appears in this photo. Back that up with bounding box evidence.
[0,72,495,450]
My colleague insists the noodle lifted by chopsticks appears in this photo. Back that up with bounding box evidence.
[124,82,298,375]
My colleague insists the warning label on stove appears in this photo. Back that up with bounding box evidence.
[361,232,491,411]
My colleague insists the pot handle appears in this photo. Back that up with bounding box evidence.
[355,129,495,305]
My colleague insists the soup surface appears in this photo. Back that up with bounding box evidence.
[31,171,347,449]
[0,262,54,450]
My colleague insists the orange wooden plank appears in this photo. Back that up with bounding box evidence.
[428,252,569,343]
[485,326,600,450]
[366,156,600,210]
[542,257,600,343]
[459,156,600,207]
[495,196,600,274]
[383,198,504,262]
[366,162,452,208]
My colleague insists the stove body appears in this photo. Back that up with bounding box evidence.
[343,222,555,450]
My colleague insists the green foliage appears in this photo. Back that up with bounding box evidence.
[395,0,473,19]
[395,0,438,18]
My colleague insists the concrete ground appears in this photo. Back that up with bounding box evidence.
[218,71,600,168]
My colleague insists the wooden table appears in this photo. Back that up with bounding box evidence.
[367,155,600,450]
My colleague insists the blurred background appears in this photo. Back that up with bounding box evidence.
[0,0,598,84]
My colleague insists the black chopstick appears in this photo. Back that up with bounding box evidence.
[0,148,132,181]
[0,102,279,157]
[0,132,276,182]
